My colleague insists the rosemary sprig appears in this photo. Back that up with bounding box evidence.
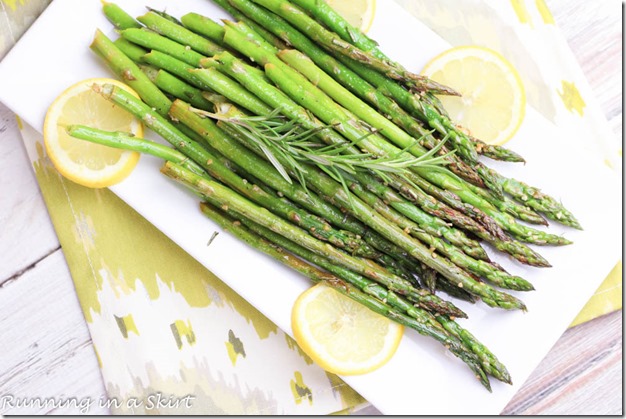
[192,106,451,188]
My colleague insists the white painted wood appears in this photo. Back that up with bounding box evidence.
[0,0,621,415]
[503,310,622,415]
[0,106,59,281]
[0,250,109,415]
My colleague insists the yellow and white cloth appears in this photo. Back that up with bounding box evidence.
[1,0,620,414]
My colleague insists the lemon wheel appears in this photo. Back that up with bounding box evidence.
[421,46,526,146]
[292,283,403,376]
[43,78,143,188]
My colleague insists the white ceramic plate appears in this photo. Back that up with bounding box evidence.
[0,0,621,414]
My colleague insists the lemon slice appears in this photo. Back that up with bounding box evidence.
[325,0,376,33]
[43,78,143,188]
[421,46,526,145]
[292,282,403,375]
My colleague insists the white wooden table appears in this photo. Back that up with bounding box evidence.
[0,0,621,415]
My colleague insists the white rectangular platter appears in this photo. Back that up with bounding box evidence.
[0,0,621,414]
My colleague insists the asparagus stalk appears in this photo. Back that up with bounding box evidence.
[90,29,171,116]
[137,11,225,57]
[437,315,512,384]
[113,37,149,63]
[217,201,465,317]
[223,0,491,182]
[66,124,206,176]
[206,45,553,262]
[120,28,206,67]
[198,201,490,388]
[214,1,572,238]
[247,0,457,95]
[481,165,582,229]
[211,0,290,49]
[340,172,535,291]
[259,60,571,246]
[90,78,410,279]
[219,0,509,198]
[141,50,208,89]
[287,0,523,166]
[92,29,217,148]
[161,159,473,311]
[210,88,490,262]
[172,98,526,310]
[101,1,142,30]
[466,178,548,226]
[180,12,226,45]
[275,48,546,228]
[151,69,214,111]
[67,117,411,278]
[473,137,525,163]
[222,24,485,189]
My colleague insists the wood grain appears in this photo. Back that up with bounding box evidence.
[502,310,622,415]
[0,113,59,282]
[0,250,109,415]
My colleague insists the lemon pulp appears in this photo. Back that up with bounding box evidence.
[292,283,403,375]
[421,46,526,145]
[43,78,143,188]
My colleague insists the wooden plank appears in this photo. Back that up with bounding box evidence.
[0,104,60,282]
[502,310,622,414]
[0,250,109,415]
[550,0,622,136]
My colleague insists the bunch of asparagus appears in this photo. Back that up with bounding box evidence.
[70,0,581,390]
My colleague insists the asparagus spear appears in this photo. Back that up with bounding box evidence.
[206,44,554,261]
[172,98,526,310]
[180,12,226,45]
[274,48,547,228]
[198,201,490,388]
[136,11,225,57]
[465,178,548,226]
[258,60,571,246]
[67,118,413,278]
[480,165,582,229]
[217,35,564,246]
[214,0,572,236]
[222,23,485,188]
[151,69,214,111]
[121,28,206,67]
[287,0,524,165]
[66,125,206,176]
[113,37,149,63]
[339,172,535,291]
[473,137,525,163]
[247,0,457,95]
[88,50,444,288]
[141,50,209,89]
[209,86,490,262]
[102,1,142,30]
[211,0,290,49]
[220,0,510,204]
[161,159,474,310]
[90,29,171,116]
[211,203,465,318]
